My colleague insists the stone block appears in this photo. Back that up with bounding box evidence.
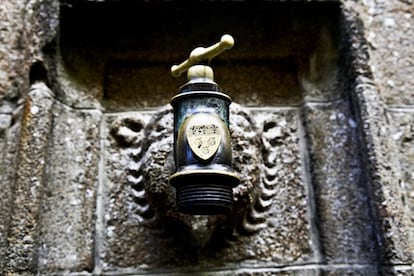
[320,265,379,275]
[5,83,54,273]
[98,105,317,273]
[350,75,413,264]
[37,101,102,273]
[0,108,22,273]
[353,0,414,106]
[302,100,378,263]
[0,0,27,102]
[386,110,414,259]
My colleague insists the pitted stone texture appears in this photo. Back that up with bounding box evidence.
[351,76,413,264]
[387,110,414,256]
[346,0,414,106]
[0,109,22,273]
[303,100,378,263]
[37,102,102,273]
[100,105,315,272]
[0,0,28,101]
[0,4,59,266]
[134,267,321,276]
[217,108,316,264]
[320,265,380,275]
[0,0,59,102]
[5,83,54,273]
[99,112,159,270]
[2,0,414,274]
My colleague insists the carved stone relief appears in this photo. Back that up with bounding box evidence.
[2,1,414,274]
[103,102,315,270]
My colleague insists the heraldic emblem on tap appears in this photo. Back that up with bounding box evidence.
[186,113,222,161]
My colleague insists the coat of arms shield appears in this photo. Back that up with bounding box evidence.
[187,123,222,161]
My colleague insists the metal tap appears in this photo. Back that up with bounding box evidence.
[169,34,240,215]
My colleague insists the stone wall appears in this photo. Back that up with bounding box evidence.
[0,0,413,275]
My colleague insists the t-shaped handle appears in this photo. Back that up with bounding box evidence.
[171,34,234,78]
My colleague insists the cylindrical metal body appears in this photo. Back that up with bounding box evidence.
[170,79,239,215]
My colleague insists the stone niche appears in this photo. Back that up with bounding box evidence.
[23,0,408,275]
[57,1,341,110]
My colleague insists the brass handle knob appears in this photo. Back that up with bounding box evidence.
[171,34,234,78]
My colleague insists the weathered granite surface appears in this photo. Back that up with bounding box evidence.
[37,102,102,273]
[5,83,54,273]
[0,103,21,273]
[303,100,378,263]
[98,105,315,272]
[0,0,413,275]
[348,0,414,106]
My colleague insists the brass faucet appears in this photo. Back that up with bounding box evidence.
[169,34,240,215]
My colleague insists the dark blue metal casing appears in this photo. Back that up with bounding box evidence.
[170,79,240,215]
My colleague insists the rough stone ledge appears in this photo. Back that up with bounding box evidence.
[93,263,409,275]
[387,106,414,112]
[9,263,412,276]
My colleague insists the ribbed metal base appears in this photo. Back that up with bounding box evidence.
[170,167,239,215]
[176,184,233,215]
